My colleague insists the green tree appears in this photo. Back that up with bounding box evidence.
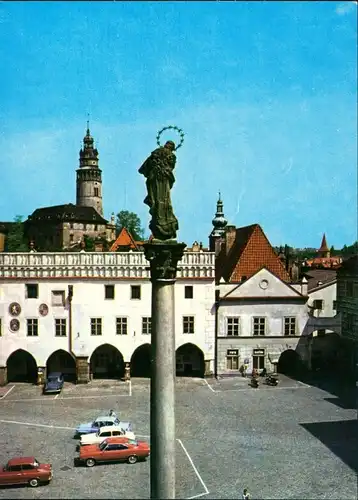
[6,215,28,252]
[115,210,144,240]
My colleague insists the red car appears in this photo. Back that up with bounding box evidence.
[0,457,52,488]
[76,436,150,467]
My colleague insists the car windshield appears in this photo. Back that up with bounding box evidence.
[33,460,39,467]
[48,376,58,382]
[128,439,137,446]
[99,440,108,451]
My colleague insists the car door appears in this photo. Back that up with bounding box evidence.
[6,465,23,485]
[21,463,35,484]
[99,430,111,441]
[104,444,128,462]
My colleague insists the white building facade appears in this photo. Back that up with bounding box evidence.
[216,268,310,376]
[0,251,215,385]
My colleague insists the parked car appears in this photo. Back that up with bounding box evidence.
[0,457,52,488]
[74,411,132,438]
[43,372,64,395]
[75,437,150,467]
[79,425,136,448]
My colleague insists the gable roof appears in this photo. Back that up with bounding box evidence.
[26,204,108,224]
[304,269,337,291]
[221,267,304,301]
[217,223,291,283]
[109,227,144,252]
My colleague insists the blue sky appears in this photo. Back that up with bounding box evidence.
[0,1,357,249]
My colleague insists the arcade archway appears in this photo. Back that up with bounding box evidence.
[277,349,302,375]
[130,344,151,377]
[46,350,76,381]
[176,343,205,377]
[7,349,37,383]
[90,344,124,379]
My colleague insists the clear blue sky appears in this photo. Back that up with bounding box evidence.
[0,1,357,249]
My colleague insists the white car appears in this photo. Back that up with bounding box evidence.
[80,426,136,447]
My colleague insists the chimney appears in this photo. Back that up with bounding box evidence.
[225,225,236,255]
[301,276,308,296]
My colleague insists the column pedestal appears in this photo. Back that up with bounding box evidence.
[76,356,89,384]
[37,367,46,385]
[144,240,186,500]
[0,367,7,386]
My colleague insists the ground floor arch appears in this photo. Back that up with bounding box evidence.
[277,349,303,375]
[7,349,37,383]
[90,344,124,379]
[130,344,151,377]
[46,350,76,381]
[176,343,205,378]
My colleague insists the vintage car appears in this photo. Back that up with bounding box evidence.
[75,436,150,467]
[43,372,64,395]
[0,457,52,488]
[79,425,136,448]
[74,411,132,438]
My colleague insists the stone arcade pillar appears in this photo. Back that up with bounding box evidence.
[0,367,7,386]
[76,356,89,384]
[37,366,46,385]
[143,241,186,500]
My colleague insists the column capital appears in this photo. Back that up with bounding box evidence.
[143,240,186,281]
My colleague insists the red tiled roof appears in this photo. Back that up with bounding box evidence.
[109,227,144,252]
[217,224,291,283]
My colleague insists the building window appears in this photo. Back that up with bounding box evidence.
[183,316,195,334]
[333,300,337,310]
[94,187,99,197]
[26,284,38,299]
[116,317,128,335]
[284,317,296,336]
[185,286,193,299]
[226,317,240,336]
[105,285,115,300]
[55,319,66,336]
[27,319,38,336]
[91,318,102,336]
[313,299,323,310]
[52,290,65,306]
[226,349,239,370]
[142,317,152,335]
[253,317,266,336]
[69,234,74,243]
[131,285,141,300]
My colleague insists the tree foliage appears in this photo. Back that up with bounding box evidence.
[115,210,144,240]
[6,215,28,252]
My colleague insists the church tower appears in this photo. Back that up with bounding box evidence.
[209,192,228,255]
[76,124,103,216]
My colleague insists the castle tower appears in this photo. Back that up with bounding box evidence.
[76,124,103,216]
[209,192,228,255]
[318,233,330,258]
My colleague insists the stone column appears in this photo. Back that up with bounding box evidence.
[124,362,131,382]
[144,240,186,500]
[76,356,89,384]
[204,359,212,377]
[0,367,7,386]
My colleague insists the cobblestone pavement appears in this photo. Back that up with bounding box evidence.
[0,376,356,499]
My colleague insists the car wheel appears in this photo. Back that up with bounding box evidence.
[128,455,138,464]
[29,478,39,487]
[86,458,96,467]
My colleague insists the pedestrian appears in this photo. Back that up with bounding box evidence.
[243,488,251,499]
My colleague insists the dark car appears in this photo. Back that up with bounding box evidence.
[43,372,64,394]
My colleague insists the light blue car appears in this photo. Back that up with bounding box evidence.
[74,411,132,438]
